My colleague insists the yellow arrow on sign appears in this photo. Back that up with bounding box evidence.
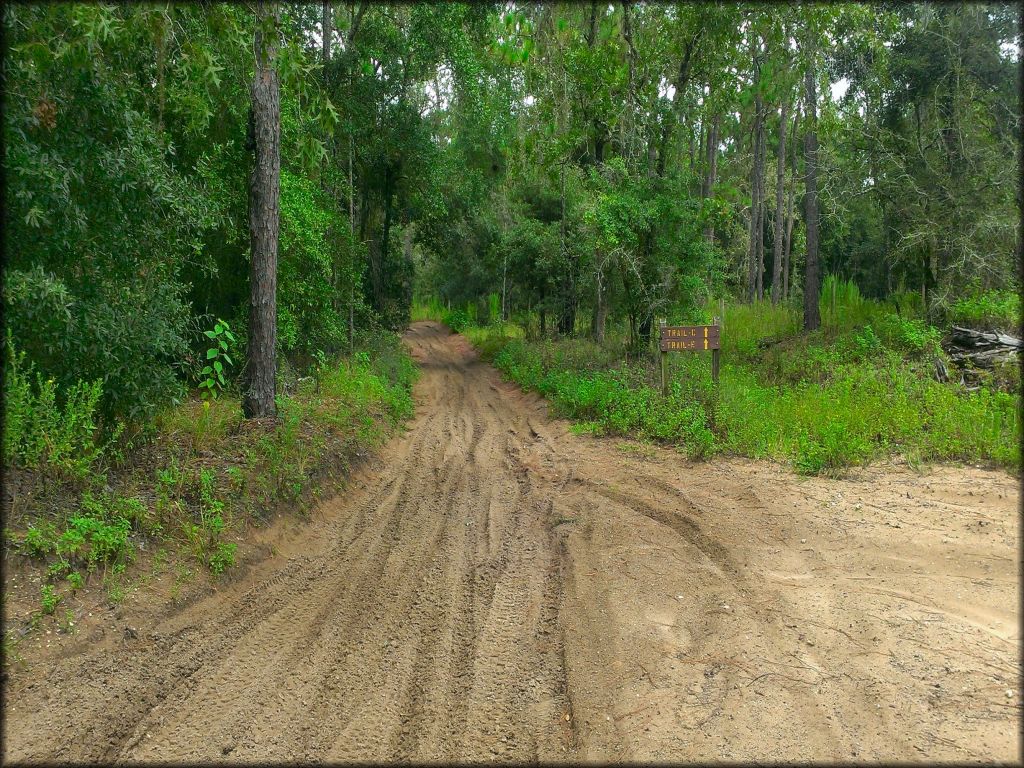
[704,339,708,350]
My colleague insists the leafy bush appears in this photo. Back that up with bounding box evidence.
[208,542,237,575]
[442,307,473,333]
[872,315,943,358]
[20,522,59,559]
[40,584,61,615]
[3,337,109,478]
[59,493,142,571]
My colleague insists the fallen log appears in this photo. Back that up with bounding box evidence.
[943,326,1022,370]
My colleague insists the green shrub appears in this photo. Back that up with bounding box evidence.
[208,541,237,575]
[873,315,943,358]
[20,522,59,559]
[442,307,473,333]
[3,336,109,478]
[62,494,135,571]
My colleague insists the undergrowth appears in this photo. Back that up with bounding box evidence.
[454,289,1020,475]
[3,331,418,628]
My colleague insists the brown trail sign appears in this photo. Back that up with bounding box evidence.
[659,318,721,395]
[660,325,720,352]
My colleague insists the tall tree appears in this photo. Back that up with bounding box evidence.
[243,2,282,418]
[771,94,789,304]
[746,45,764,302]
[802,29,820,331]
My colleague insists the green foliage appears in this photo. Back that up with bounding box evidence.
[40,584,61,615]
[208,542,237,575]
[871,315,943,358]
[58,609,76,634]
[3,336,108,478]
[61,493,140,571]
[180,468,233,573]
[442,307,473,333]
[198,319,237,399]
[276,169,358,356]
[474,299,1020,474]
[20,522,59,559]
[949,290,1021,333]
[493,339,716,457]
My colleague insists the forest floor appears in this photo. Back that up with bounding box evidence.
[2,321,1019,764]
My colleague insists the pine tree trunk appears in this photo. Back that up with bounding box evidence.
[243,3,281,419]
[803,40,821,332]
[747,65,763,303]
[702,113,720,244]
[783,102,800,300]
[770,98,789,304]
[756,114,765,301]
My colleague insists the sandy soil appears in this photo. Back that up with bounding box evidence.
[2,321,1019,763]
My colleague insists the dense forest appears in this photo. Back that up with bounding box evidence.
[1,2,1020,589]
[5,3,1020,418]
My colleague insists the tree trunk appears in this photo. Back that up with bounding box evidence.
[756,112,765,301]
[656,30,702,177]
[802,39,821,332]
[702,113,720,244]
[243,3,281,419]
[782,104,798,301]
[747,59,763,303]
[770,98,789,304]
[591,265,607,343]
[321,1,329,62]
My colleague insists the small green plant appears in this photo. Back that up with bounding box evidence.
[198,319,236,400]
[58,609,76,634]
[182,469,235,573]
[66,571,84,590]
[106,581,126,605]
[40,584,61,615]
[225,465,245,495]
[20,522,58,559]
[208,541,237,575]
[58,492,140,572]
[47,558,72,581]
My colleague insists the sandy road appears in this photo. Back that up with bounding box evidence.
[3,321,1019,763]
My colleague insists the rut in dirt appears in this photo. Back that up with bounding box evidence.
[3,322,580,764]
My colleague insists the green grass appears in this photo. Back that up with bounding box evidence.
[459,295,1019,475]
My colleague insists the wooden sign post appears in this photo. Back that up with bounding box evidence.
[658,319,721,396]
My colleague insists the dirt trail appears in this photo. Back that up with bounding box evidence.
[3,321,1019,763]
